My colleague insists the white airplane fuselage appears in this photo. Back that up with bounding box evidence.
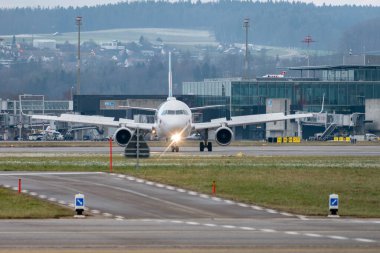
[154,97,192,141]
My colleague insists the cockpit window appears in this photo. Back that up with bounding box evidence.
[161,110,189,115]
[162,110,175,115]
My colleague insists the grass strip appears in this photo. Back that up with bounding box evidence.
[0,188,73,219]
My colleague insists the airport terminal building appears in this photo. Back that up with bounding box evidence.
[183,55,380,140]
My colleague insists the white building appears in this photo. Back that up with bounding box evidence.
[33,39,56,50]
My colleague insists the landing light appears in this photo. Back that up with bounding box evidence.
[171,133,181,143]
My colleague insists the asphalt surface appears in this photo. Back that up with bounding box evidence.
[1,144,380,156]
[0,218,379,249]
[0,171,379,250]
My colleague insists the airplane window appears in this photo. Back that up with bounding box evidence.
[176,110,189,115]
[162,110,188,115]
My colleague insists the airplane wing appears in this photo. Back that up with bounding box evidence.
[190,105,225,111]
[31,114,153,131]
[193,112,314,131]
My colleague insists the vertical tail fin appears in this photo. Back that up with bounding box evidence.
[168,52,173,98]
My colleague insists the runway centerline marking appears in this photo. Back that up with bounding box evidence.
[240,226,256,230]
[222,225,236,229]
[153,219,376,244]
[355,238,376,243]
[328,235,348,240]
[285,231,299,235]
[305,233,322,238]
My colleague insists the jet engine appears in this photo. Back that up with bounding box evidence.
[215,127,233,146]
[113,127,133,147]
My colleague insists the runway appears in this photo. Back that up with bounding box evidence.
[1,144,380,156]
[0,172,379,250]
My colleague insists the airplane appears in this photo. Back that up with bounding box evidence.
[31,53,314,153]
[262,71,286,78]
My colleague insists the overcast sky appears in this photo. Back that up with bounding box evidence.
[0,0,379,8]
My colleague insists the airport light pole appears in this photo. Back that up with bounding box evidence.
[243,18,250,80]
[302,35,315,78]
[76,16,82,95]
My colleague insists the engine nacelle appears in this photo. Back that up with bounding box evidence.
[113,127,133,147]
[215,127,233,146]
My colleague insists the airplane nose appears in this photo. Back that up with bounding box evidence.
[166,121,184,132]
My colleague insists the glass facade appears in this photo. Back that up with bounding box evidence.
[230,80,380,115]
[182,68,380,140]
[183,78,242,97]
[321,68,380,81]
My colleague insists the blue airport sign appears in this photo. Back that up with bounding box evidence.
[76,197,84,207]
[330,197,338,207]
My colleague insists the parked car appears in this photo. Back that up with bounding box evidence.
[365,133,379,141]
[51,132,64,141]
[28,133,44,141]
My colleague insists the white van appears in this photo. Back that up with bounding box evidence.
[365,133,379,141]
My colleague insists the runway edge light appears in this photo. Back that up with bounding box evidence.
[74,193,85,218]
[328,193,339,218]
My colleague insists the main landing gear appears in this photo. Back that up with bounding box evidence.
[199,129,212,152]
[199,141,212,152]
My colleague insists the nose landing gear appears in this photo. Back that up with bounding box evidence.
[171,144,179,152]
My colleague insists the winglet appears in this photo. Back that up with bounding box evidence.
[319,93,325,113]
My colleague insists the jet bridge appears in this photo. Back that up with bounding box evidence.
[301,112,365,140]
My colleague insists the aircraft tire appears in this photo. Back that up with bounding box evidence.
[200,142,205,152]
[207,142,212,152]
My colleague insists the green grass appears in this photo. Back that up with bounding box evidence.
[0,155,379,217]
[2,28,217,46]
[2,27,336,57]
[0,188,73,219]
